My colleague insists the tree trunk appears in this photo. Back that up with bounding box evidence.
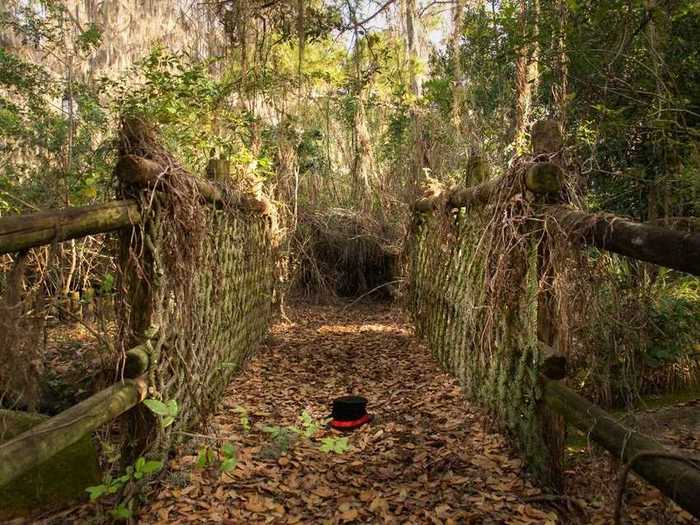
[514,0,539,153]
[513,0,531,152]
[554,0,569,126]
[403,0,422,97]
[450,0,465,132]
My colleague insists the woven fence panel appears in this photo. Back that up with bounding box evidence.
[119,192,277,455]
[407,206,552,481]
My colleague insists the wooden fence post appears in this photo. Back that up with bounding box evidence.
[206,158,231,182]
[532,119,566,490]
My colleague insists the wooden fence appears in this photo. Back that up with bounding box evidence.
[408,120,700,519]
[0,150,279,489]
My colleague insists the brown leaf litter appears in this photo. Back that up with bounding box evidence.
[35,303,700,524]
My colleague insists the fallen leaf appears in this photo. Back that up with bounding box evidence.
[338,509,359,522]
[244,495,269,513]
[370,496,389,513]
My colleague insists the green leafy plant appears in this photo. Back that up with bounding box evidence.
[220,442,238,472]
[143,398,178,428]
[234,406,251,433]
[260,411,329,455]
[297,410,325,439]
[100,273,115,295]
[319,436,350,454]
[196,442,237,472]
[196,445,216,469]
[109,503,132,520]
[262,425,295,452]
[86,457,162,501]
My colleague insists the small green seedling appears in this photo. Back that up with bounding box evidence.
[319,436,350,454]
[220,442,238,472]
[86,457,162,501]
[262,425,296,452]
[144,398,179,428]
[100,273,115,295]
[133,456,163,479]
[298,410,325,439]
[196,442,237,472]
[234,406,251,433]
[109,503,132,520]
[196,446,216,469]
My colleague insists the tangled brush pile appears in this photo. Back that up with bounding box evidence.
[293,207,402,300]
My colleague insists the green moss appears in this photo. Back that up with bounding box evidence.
[0,410,101,520]
[525,163,562,194]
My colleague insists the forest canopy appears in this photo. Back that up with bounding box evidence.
[1,0,699,413]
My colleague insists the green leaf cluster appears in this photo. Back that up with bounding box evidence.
[196,442,238,473]
[143,398,178,428]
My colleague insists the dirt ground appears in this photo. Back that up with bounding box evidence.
[127,303,698,525]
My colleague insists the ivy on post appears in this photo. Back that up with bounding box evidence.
[527,119,566,490]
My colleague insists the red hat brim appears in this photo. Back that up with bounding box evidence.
[330,414,371,430]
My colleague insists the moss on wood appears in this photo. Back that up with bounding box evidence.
[0,410,101,520]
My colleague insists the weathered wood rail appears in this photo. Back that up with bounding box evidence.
[0,377,148,488]
[410,120,700,519]
[0,200,141,255]
[0,151,277,493]
[0,198,149,488]
[543,380,700,517]
[0,154,275,258]
[414,170,700,277]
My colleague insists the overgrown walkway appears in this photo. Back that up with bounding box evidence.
[138,303,558,524]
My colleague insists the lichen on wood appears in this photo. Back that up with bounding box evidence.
[406,138,580,489]
[116,119,280,457]
[0,410,101,521]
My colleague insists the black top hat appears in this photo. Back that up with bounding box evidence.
[330,395,371,430]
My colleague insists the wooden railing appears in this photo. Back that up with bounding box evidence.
[0,200,147,488]
[0,153,276,490]
[410,120,700,519]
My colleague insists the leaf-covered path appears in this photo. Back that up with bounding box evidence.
[139,303,560,524]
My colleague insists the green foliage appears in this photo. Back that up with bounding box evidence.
[319,436,350,454]
[220,442,238,472]
[646,276,700,367]
[115,48,242,171]
[261,425,296,453]
[86,457,162,501]
[77,24,103,52]
[196,442,238,473]
[143,398,178,428]
[109,503,132,521]
[99,273,115,295]
[85,456,160,521]
[574,257,700,406]
[297,410,325,439]
[260,410,330,454]
[234,406,251,433]
[0,7,113,212]
[196,446,216,469]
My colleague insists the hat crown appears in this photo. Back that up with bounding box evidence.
[331,395,368,422]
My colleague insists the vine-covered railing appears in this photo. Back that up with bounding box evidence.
[407,120,700,519]
[0,120,280,488]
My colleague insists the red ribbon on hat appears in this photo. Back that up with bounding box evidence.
[330,414,370,429]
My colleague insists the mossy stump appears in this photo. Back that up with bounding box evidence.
[0,410,101,520]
